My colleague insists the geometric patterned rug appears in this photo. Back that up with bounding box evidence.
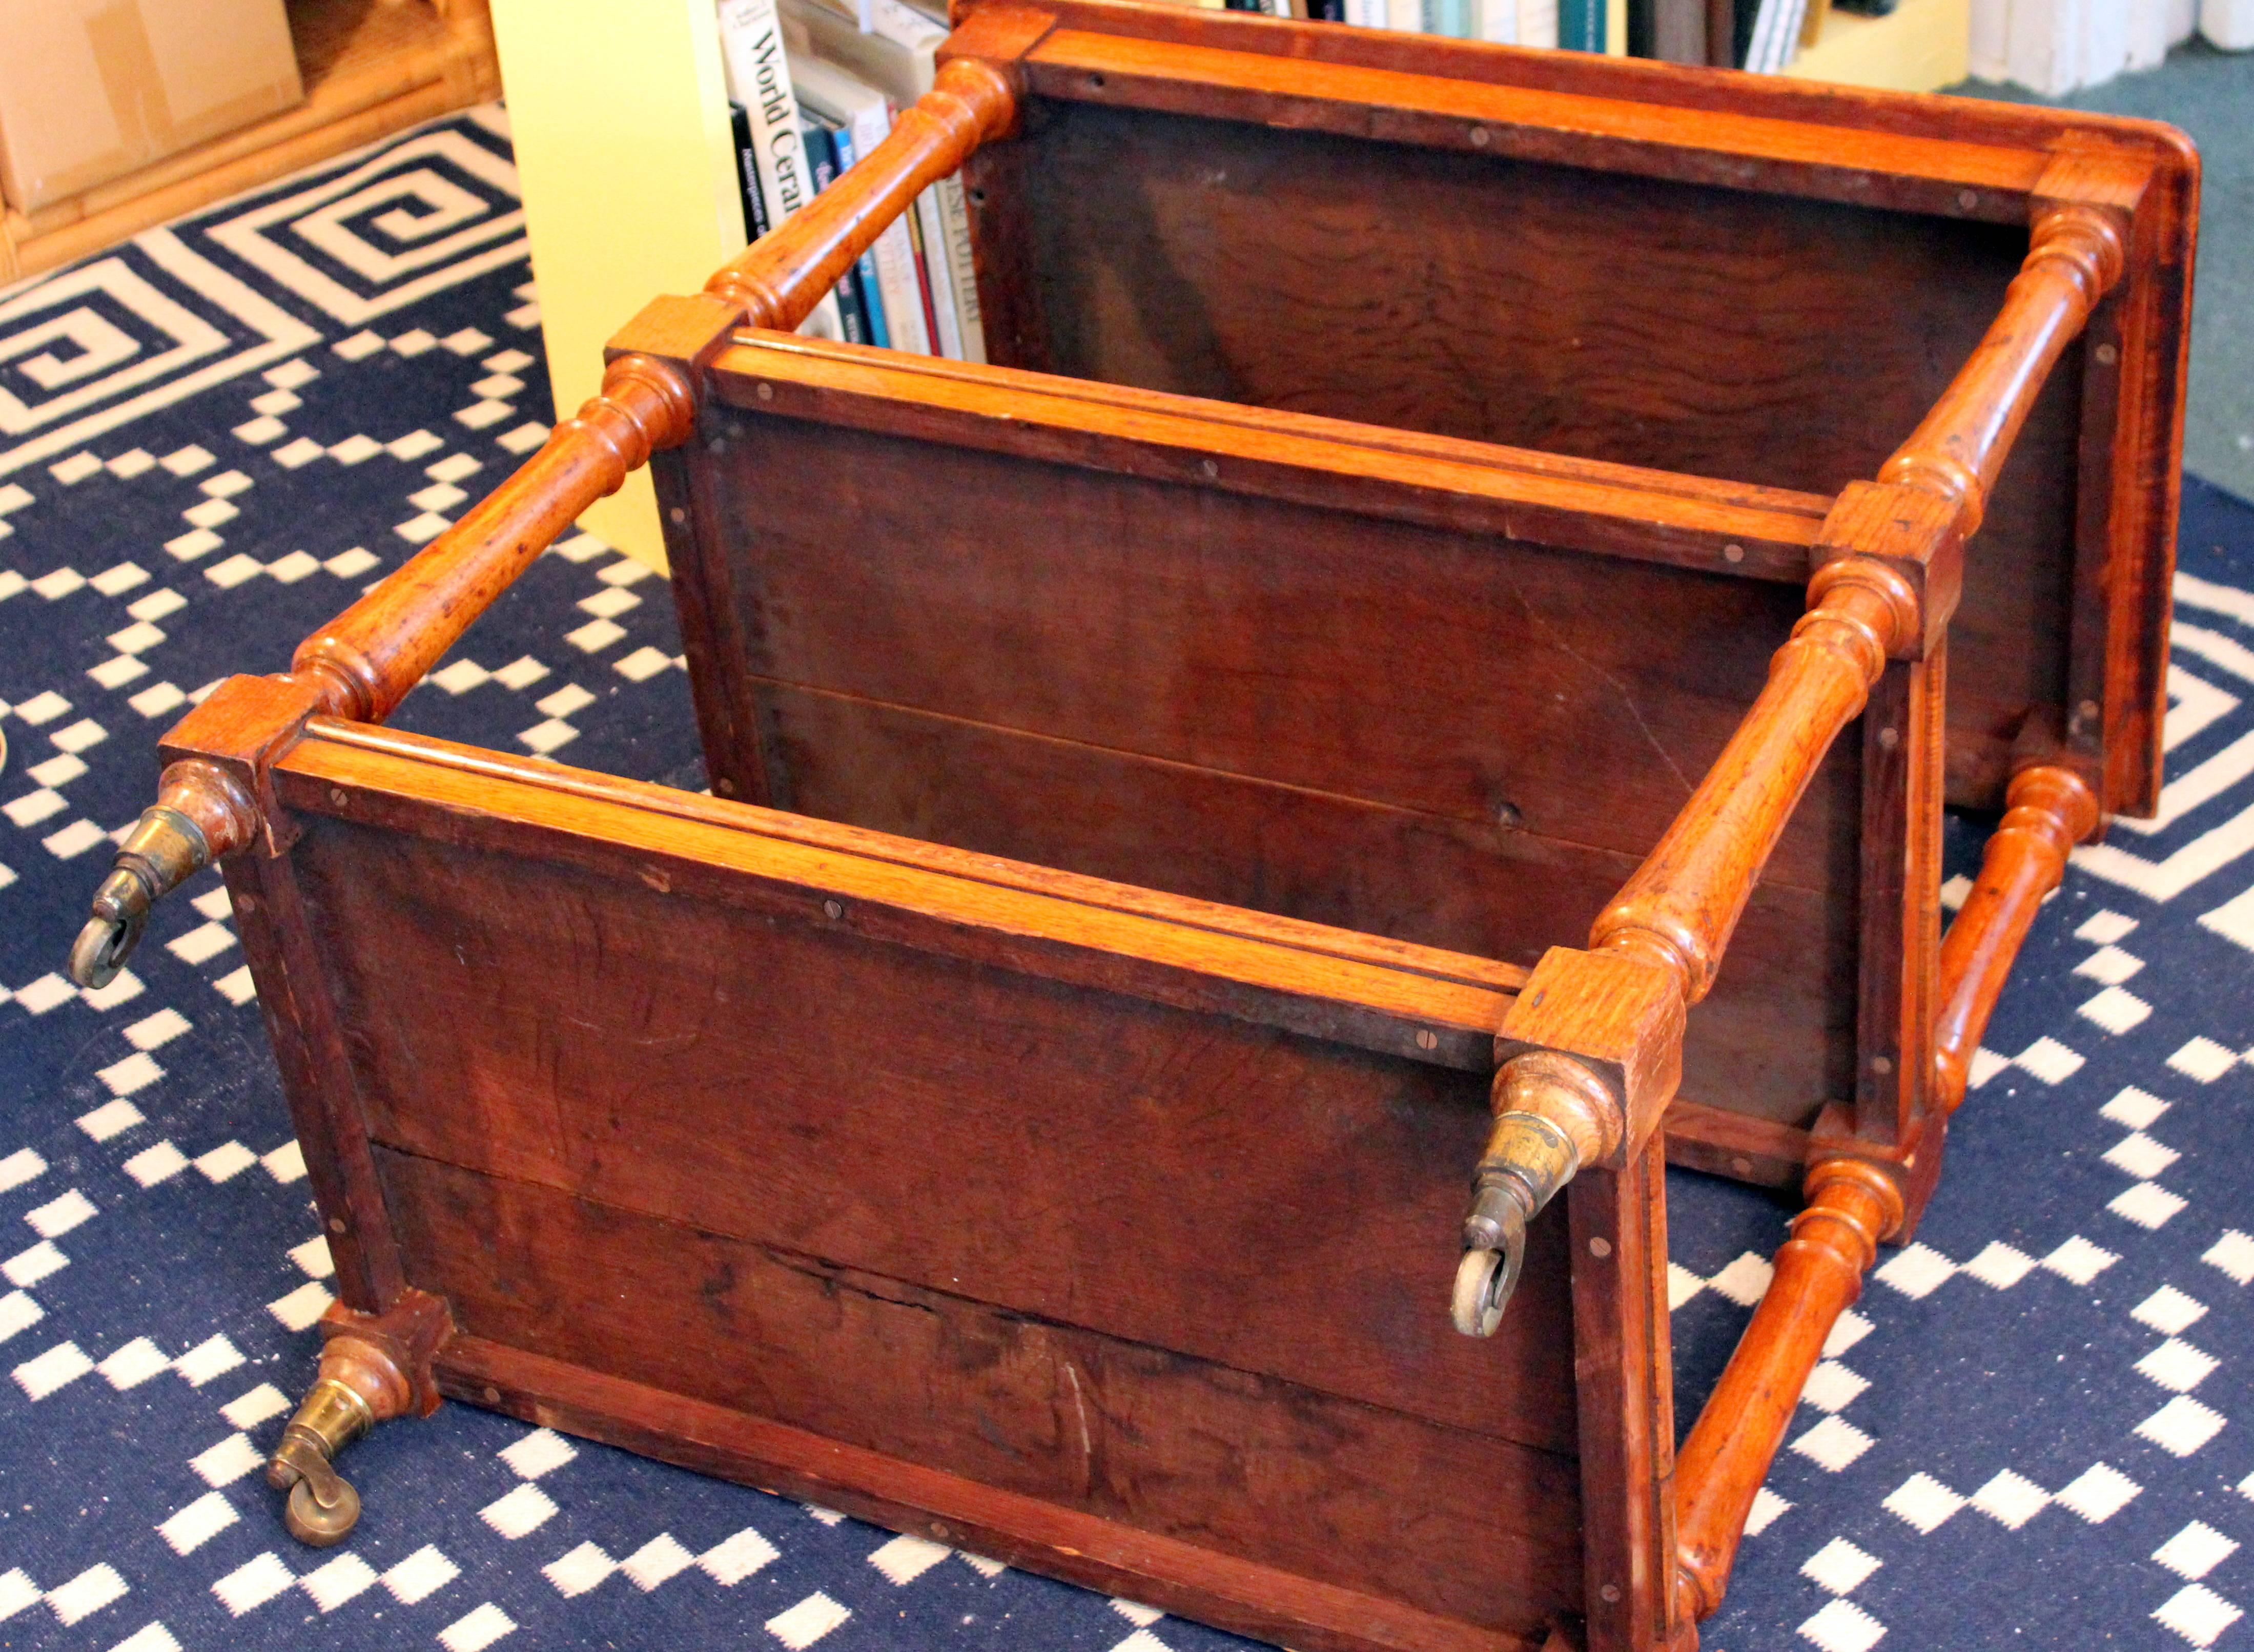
[2,107,2249,1652]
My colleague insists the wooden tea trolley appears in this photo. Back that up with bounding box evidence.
[70,7,2196,1648]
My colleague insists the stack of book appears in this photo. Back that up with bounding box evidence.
[718,0,985,360]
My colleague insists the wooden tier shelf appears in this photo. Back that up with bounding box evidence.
[0,0,500,284]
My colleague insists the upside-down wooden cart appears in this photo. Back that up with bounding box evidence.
[69,6,2197,1648]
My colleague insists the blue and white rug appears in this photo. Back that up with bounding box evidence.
[2,108,2249,1652]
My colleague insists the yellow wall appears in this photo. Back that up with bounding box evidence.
[1786,0,1969,90]
[487,0,745,571]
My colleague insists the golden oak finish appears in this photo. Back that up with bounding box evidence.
[705,56,1020,326]
[1933,765,2101,1112]
[63,11,2197,1647]
[292,351,701,722]
[1593,559,1922,1006]
[1881,203,2129,535]
[1674,1160,1903,1620]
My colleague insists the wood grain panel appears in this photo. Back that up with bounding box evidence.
[283,808,1579,1452]
[970,98,2084,808]
[385,1151,1582,1639]
[699,410,1855,887]
[753,683,1855,1127]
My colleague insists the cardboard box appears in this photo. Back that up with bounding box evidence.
[0,0,304,214]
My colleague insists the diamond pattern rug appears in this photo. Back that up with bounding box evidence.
[2,107,2250,1652]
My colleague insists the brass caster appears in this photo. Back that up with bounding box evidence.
[278,1448,363,1546]
[267,1378,376,1547]
[1452,1245,1518,1337]
[66,804,217,989]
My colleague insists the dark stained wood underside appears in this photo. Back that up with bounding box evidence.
[260,729,1589,1644]
[968,96,2085,809]
[667,404,1859,1128]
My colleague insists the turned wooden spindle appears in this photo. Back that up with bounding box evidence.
[294,61,1017,728]
[292,354,698,724]
[1592,558,1921,1004]
[1879,204,2126,535]
[1674,1159,1904,1621]
[1932,764,2099,1112]
[705,57,1016,328]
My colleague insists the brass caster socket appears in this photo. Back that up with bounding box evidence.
[67,805,215,989]
[1451,1110,1583,1338]
[267,1378,375,1547]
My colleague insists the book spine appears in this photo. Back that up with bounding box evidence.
[718,0,813,231]
[912,187,964,359]
[828,122,891,350]
[730,102,770,242]
[901,166,944,354]
[1386,0,1421,28]
[935,175,986,364]
[1518,0,1560,47]
[863,108,928,353]
[1556,0,1604,49]
[1474,0,1521,39]
[802,120,869,345]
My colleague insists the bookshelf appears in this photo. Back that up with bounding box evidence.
[0,0,501,283]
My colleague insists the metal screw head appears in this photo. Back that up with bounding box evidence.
[755,382,774,402]
[1600,1583,1622,1604]
[329,788,347,807]
[1469,126,1491,147]
[482,1386,501,1404]
[1958,189,1979,211]
[1878,726,1900,751]
[1199,458,1218,479]
[1724,543,1746,564]
[1416,1029,1439,1051]
[1730,1157,1753,1176]
[328,1216,346,1235]
[2095,342,2119,366]
[1872,1054,1894,1075]
[668,507,686,525]
[823,898,844,920]
[1588,1236,1612,1258]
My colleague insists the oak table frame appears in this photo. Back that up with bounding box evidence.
[68,7,2196,1650]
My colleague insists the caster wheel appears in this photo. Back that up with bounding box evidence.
[1452,1245,1517,1338]
[285,1471,361,1546]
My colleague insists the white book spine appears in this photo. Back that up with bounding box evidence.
[1476,0,1520,41]
[2167,0,2197,42]
[1518,0,1559,49]
[913,187,965,359]
[936,176,987,363]
[1344,0,1386,24]
[1386,0,1422,29]
[718,0,812,230]
[2087,0,2132,79]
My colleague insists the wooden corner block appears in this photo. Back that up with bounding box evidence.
[1811,480,1963,657]
[2032,148,2154,226]
[317,1287,455,1418]
[156,673,330,854]
[1497,946,1685,1163]
[603,293,744,370]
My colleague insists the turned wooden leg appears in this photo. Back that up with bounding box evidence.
[266,1291,450,1546]
[1674,1160,1902,1620]
[1672,760,2100,1619]
[1932,765,2099,1112]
